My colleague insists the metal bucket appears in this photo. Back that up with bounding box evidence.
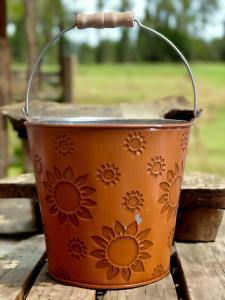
[24,12,200,289]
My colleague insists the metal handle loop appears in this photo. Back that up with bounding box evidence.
[24,18,198,119]
[134,19,197,117]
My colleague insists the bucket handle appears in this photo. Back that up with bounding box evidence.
[24,11,198,119]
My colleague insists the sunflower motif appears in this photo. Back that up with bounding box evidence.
[124,132,146,155]
[43,166,96,228]
[180,131,189,152]
[33,154,43,175]
[151,264,165,278]
[167,227,175,248]
[158,163,181,221]
[67,238,87,260]
[147,156,166,177]
[122,191,144,212]
[97,163,121,186]
[54,134,74,157]
[90,221,153,282]
[55,266,71,280]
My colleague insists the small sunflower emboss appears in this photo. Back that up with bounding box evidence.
[67,238,87,260]
[124,132,146,155]
[147,156,166,177]
[97,163,121,186]
[122,191,144,212]
[54,134,74,157]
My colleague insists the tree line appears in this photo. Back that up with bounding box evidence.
[8,0,225,64]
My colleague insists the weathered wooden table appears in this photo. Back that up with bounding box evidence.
[0,100,225,299]
[0,170,225,299]
[0,197,224,300]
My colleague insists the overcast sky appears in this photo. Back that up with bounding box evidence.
[63,0,225,46]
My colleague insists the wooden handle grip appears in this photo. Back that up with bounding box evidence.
[76,11,134,29]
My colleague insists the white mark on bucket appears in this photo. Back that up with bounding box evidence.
[135,213,142,224]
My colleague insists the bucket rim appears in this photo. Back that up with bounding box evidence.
[25,117,194,129]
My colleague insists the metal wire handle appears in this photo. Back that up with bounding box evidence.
[24,18,198,119]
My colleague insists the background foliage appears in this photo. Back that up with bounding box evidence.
[4,0,225,177]
[7,0,225,63]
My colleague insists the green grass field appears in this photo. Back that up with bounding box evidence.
[9,63,225,177]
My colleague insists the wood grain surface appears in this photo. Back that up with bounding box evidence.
[103,274,178,300]
[26,264,95,300]
[175,215,225,300]
[0,234,45,300]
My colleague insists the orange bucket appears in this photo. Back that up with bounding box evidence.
[24,12,200,289]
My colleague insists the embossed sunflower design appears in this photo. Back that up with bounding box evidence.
[56,266,71,280]
[90,221,153,282]
[54,134,74,157]
[167,227,175,248]
[158,163,182,221]
[124,132,146,155]
[43,166,96,228]
[67,238,87,260]
[147,156,166,177]
[97,163,121,186]
[151,264,165,278]
[180,131,189,152]
[33,154,43,175]
[122,191,144,212]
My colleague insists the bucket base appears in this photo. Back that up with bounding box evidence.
[48,268,170,289]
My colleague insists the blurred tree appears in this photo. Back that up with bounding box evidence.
[0,0,11,105]
[154,0,176,27]
[0,0,10,176]
[197,0,220,26]
[6,0,224,64]
[217,21,225,60]
[53,0,66,88]
[79,44,96,64]
[116,0,133,62]
[8,0,25,62]
[137,0,220,62]
[23,0,39,93]
[96,0,105,63]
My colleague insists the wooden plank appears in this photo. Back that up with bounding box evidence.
[181,172,225,209]
[0,198,38,234]
[0,239,19,258]
[176,172,225,241]
[0,234,46,300]
[1,97,187,122]
[62,56,76,103]
[175,216,225,300]
[103,274,178,300]
[175,207,223,241]
[26,263,96,300]
[1,171,224,208]
[1,96,188,140]
[1,100,123,122]
[0,173,36,199]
